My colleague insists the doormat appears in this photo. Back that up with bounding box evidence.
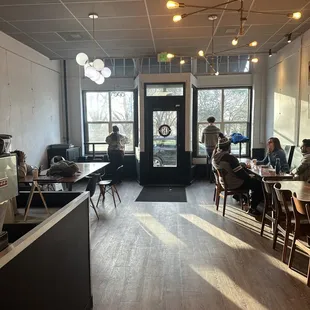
[135,186,187,202]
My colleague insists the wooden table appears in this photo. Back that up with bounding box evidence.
[20,162,109,191]
[247,166,293,179]
[271,181,310,201]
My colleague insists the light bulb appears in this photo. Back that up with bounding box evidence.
[167,53,175,59]
[167,1,180,9]
[288,12,302,20]
[93,59,105,71]
[287,33,292,43]
[102,67,112,78]
[215,71,219,76]
[249,41,258,47]
[85,66,97,78]
[232,37,238,46]
[173,15,182,22]
[95,74,105,85]
[76,53,89,66]
[90,70,100,82]
[198,50,204,57]
[180,59,185,65]
[251,57,258,63]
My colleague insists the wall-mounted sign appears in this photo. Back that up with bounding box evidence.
[158,125,172,137]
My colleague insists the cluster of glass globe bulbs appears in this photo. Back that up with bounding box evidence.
[76,53,112,85]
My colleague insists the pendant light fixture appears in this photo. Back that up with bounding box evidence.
[76,13,112,84]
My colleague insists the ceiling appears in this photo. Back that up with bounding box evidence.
[1,0,310,60]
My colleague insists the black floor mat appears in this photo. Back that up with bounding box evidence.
[135,186,187,202]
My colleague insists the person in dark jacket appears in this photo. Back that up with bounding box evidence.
[256,137,289,173]
[212,134,263,216]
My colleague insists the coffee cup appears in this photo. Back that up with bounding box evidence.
[33,168,39,179]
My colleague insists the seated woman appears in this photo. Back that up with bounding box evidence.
[12,150,33,178]
[256,137,289,173]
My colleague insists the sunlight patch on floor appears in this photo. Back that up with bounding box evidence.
[180,214,253,249]
[134,213,186,248]
[190,264,268,310]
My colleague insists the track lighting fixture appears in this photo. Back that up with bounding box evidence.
[269,49,272,57]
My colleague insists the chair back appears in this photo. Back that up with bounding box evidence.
[216,169,228,190]
[284,145,295,169]
[274,183,292,216]
[86,174,100,198]
[111,165,124,185]
[292,193,309,217]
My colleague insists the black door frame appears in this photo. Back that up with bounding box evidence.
[144,83,186,185]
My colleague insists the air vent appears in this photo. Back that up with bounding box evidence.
[225,28,237,34]
[57,32,91,41]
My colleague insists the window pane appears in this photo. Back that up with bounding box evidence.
[198,89,222,122]
[88,123,109,143]
[224,123,248,155]
[89,144,108,153]
[113,123,134,152]
[111,91,134,121]
[229,56,239,73]
[86,92,109,121]
[223,89,249,122]
[240,55,250,72]
[146,84,184,96]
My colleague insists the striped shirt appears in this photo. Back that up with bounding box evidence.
[201,124,221,149]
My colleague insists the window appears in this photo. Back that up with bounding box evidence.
[146,84,184,96]
[197,88,251,156]
[84,91,134,153]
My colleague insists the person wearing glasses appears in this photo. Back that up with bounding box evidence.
[291,139,310,181]
[255,137,289,173]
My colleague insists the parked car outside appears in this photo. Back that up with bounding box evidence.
[153,136,206,167]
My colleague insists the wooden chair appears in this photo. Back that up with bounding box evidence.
[260,177,291,237]
[289,193,310,286]
[215,169,250,217]
[96,165,123,208]
[273,183,295,262]
[213,169,224,208]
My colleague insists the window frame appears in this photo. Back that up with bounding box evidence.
[83,90,137,155]
[193,86,252,158]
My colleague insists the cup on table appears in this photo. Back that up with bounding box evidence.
[246,160,251,169]
[32,168,39,179]
[252,159,257,165]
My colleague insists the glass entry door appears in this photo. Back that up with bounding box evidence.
[153,110,178,168]
[145,90,185,185]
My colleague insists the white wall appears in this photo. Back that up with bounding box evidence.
[0,31,63,167]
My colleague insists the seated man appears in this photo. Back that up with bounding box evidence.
[212,134,263,216]
[291,139,310,181]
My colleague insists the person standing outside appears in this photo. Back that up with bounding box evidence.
[106,126,128,173]
[201,117,221,181]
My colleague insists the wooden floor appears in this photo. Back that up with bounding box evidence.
[77,180,310,310]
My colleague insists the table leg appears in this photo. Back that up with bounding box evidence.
[24,183,36,221]
[36,183,49,215]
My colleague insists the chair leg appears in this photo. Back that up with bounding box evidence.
[90,198,99,220]
[222,192,227,217]
[111,186,117,208]
[282,229,290,263]
[239,194,243,210]
[213,187,216,202]
[272,220,279,250]
[113,185,121,202]
[99,185,106,201]
[307,258,310,287]
[288,235,297,268]
[96,193,102,209]
[260,203,267,237]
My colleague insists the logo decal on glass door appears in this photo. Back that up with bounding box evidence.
[158,124,172,137]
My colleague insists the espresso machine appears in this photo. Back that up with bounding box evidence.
[0,135,18,251]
